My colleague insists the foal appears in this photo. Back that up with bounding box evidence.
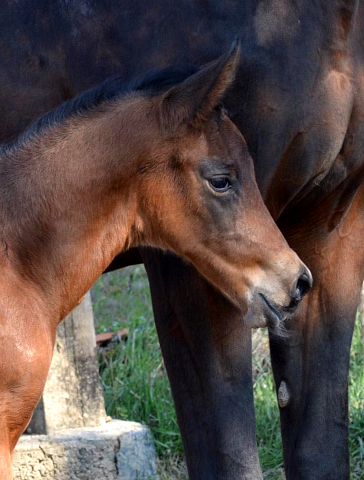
[0,44,310,478]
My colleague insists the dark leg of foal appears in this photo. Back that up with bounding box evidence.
[141,248,262,480]
[271,193,364,480]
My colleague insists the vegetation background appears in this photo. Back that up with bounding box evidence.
[91,266,364,480]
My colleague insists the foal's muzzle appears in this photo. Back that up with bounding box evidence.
[257,266,312,328]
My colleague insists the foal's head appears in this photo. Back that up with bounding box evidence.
[121,41,312,327]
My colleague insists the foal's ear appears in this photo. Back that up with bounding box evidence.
[159,38,241,133]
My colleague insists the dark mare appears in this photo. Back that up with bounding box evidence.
[0,46,310,479]
[0,1,363,479]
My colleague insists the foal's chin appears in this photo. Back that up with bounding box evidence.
[215,287,288,332]
[244,297,292,336]
[249,315,291,338]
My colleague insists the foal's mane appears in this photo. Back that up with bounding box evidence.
[8,65,198,152]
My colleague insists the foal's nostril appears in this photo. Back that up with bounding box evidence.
[296,271,312,298]
[293,271,312,305]
[285,270,313,311]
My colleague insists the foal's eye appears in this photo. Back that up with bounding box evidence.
[208,177,232,193]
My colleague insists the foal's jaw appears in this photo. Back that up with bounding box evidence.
[180,241,312,329]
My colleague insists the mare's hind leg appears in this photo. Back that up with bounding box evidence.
[142,248,263,480]
[270,186,364,480]
[0,312,55,479]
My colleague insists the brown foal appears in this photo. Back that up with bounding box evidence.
[0,44,310,478]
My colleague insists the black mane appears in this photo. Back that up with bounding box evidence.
[10,64,198,150]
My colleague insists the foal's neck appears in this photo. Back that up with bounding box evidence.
[0,98,150,319]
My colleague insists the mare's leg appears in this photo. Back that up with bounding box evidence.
[0,312,55,479]
[142,248,262,480]
[271,188,364,480]
[104,248,142,272]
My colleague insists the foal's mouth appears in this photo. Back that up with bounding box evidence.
[258,293,285,328]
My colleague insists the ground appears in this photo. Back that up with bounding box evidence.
[91,266,364,480]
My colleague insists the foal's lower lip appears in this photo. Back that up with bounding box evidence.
[258,293,283,327]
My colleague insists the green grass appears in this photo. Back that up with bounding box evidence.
[349,319,364,479]
[91,266,153,333]
[92,266,364,480]
[92,267,183,457]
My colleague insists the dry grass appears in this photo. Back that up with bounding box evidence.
[157,456,188,480]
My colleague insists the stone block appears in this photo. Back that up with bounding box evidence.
[14,420,157,480]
